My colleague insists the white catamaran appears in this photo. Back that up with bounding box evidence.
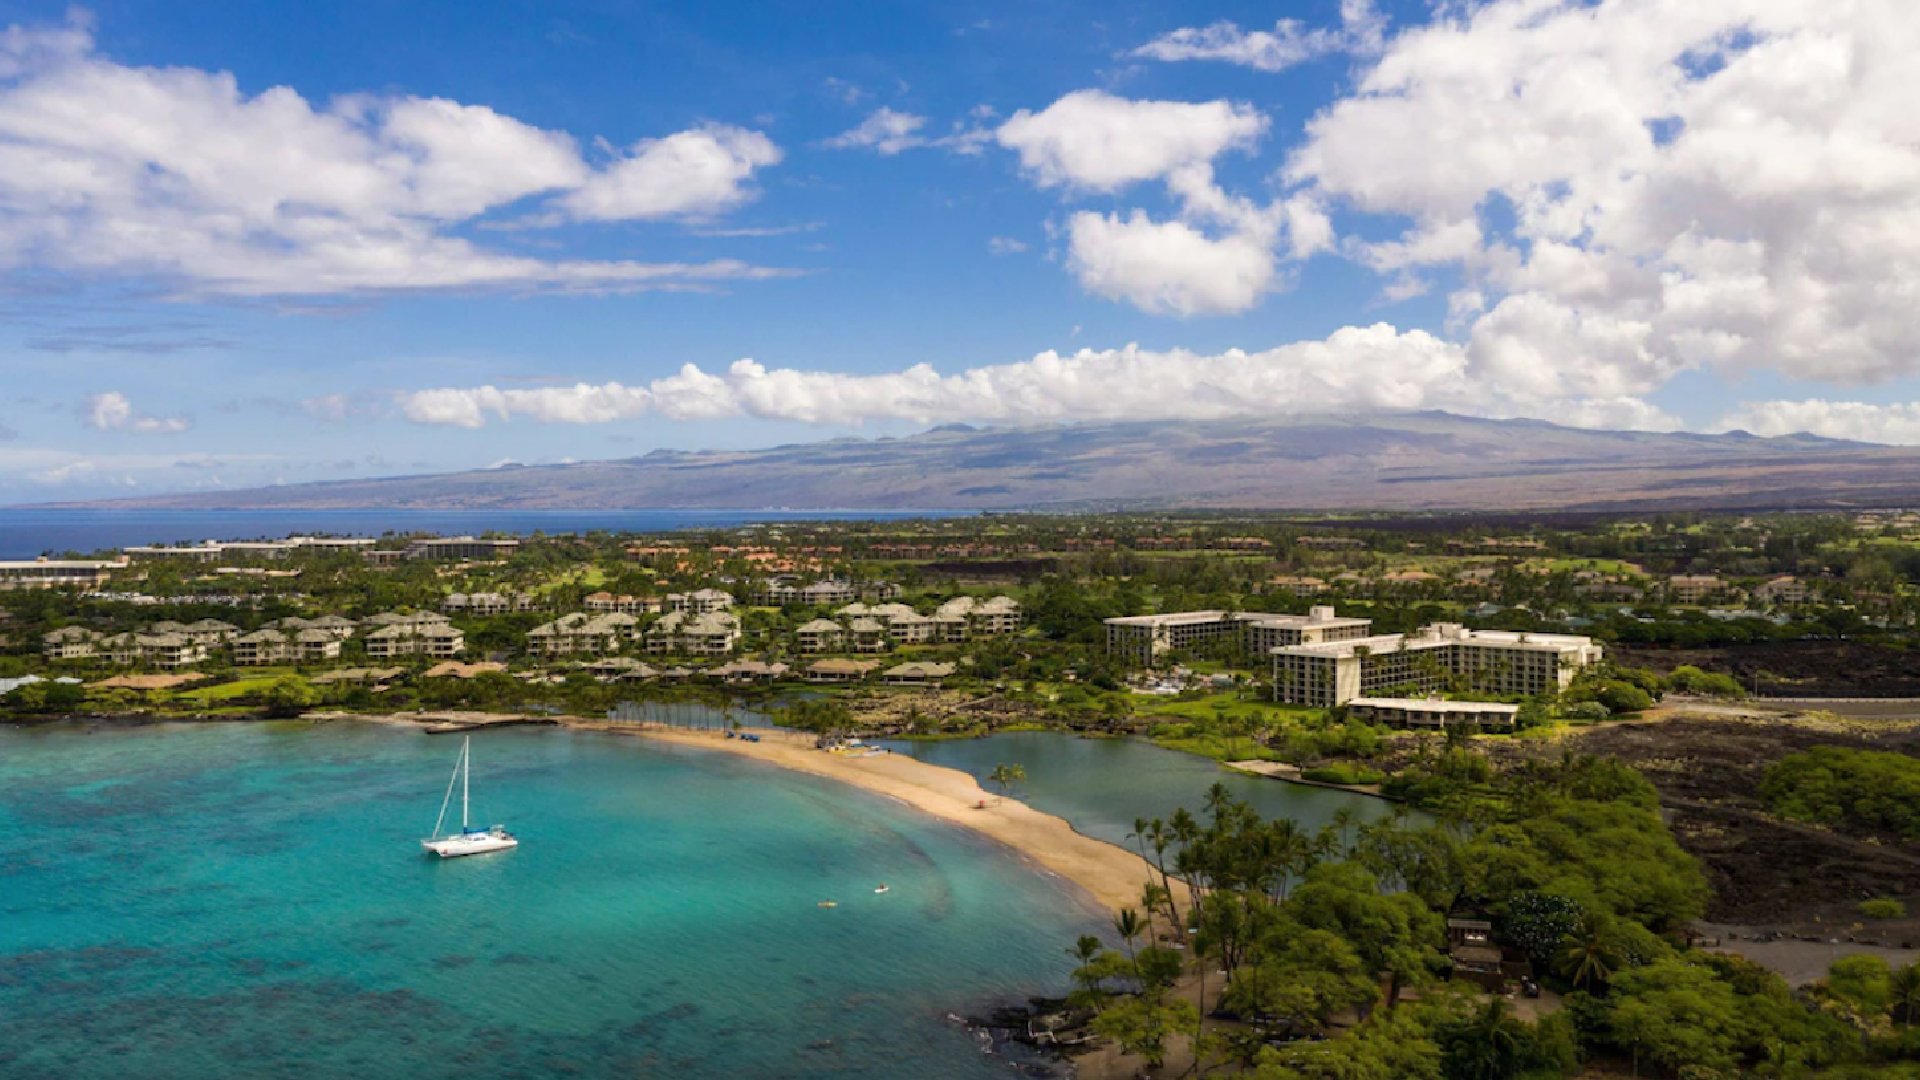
[421,735,519,858]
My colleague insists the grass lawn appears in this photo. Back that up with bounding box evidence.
[1151,732,1286,762]
[1140,690,1323,726]
[1536,557,1647,574]
[177,673,294,703]
[534,565,611,594]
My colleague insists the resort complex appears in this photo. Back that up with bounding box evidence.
[7,509,1920,1080]
[1104,605,1603,707]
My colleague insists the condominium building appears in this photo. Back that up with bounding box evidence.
[847,617,889,653]
[934,595,1022,636]
[581,592,658,615]
[526,612,636,656]
[1266,575,1329,596]
[232,628,337,665]
[1103,606,1373,668]
[447,592,537,615]
[1270,623,1603,707]
[179,619,240,646]
[800,580,857,606]
[100,631,209,668]
[1752,575,1809,606]
[1667,574,1728,604]
[644,611,741,655]
[666,588,735,614]
[795,618,845,654]
[262,615,359,640]
[364,623,465,659]
[42,626,103,660]
[232,629,292,666]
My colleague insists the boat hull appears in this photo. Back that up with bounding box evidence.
[422,835,519,858]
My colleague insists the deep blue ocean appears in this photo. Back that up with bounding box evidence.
[0,508,973,559]
[0,724,1103,1080]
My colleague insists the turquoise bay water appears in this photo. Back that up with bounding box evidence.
[0,724,1101,1079]
[886,732,1404,850]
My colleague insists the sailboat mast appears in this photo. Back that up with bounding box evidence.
[461,736,471,829]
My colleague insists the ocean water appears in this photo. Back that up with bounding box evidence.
[885,732,1406,851]
[0,508,973,558]
[0,723,1102,1079]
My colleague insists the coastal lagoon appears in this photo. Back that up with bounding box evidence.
[0,723,1099,1079]
[886,731,1405,849]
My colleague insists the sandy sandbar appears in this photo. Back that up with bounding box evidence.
[577,722,1181,916]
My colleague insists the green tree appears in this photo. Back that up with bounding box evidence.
[261,675,321,717]
[1089,993,1198,1072]
[1890,961,1920,1027]
[987,762,1026,801]
[1286,862,1445,1008]
[1437,998,1526,1080]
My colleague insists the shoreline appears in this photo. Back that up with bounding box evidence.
[571,720,1184,917]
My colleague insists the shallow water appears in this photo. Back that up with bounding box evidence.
[885,731,1406,850]
[0,723,1101,1079]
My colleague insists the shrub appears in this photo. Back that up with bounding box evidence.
[1762,747,1920,839]
[1594,680,1655,714]
[1303,763,1386,785]
[1667,664,1746,698]
[1859,898,1907,920]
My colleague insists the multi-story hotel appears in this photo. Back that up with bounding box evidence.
[1270,623,1603,707]
[0,557,128,589]
[403,536,521,561]
[1103,606,1373,669]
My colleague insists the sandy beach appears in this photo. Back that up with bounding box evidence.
[574,722,1184,917]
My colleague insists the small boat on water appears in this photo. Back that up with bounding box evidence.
[873,885,890,894]
[421,735,518,858]
[818,900,838,908]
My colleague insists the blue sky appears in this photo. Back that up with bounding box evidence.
[0,0,1915,501]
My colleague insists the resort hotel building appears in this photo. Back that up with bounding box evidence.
[1102,606,1374,669]
[1269,623,1603,707]
[1105,606,1602,708]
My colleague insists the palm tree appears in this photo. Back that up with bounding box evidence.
[1558,920,1616,991]
[1114,907,1144,976]
[988,762,1026,802]
[1892,962,1920,1026]
[1128,817,1152,864]
[1066,934,1108,1014]
[1203,782,1232,822]
[1330,806,1358,853]
[1145,821,1176,922]
[1449,999,1524,1080]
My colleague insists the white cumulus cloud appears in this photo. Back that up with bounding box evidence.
[1133,0,1386,72]
[1286,0,1920,400]
[995,90,1266,192]
[83,391,189,434]
[560,124,780,221]
[1714,400,1920,445]
[822,107,929,155]
[395,326,1678,432]
[0,16,788,296]
[1066,211,1277,317]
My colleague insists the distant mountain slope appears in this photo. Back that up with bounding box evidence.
[48,412,1920,512]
